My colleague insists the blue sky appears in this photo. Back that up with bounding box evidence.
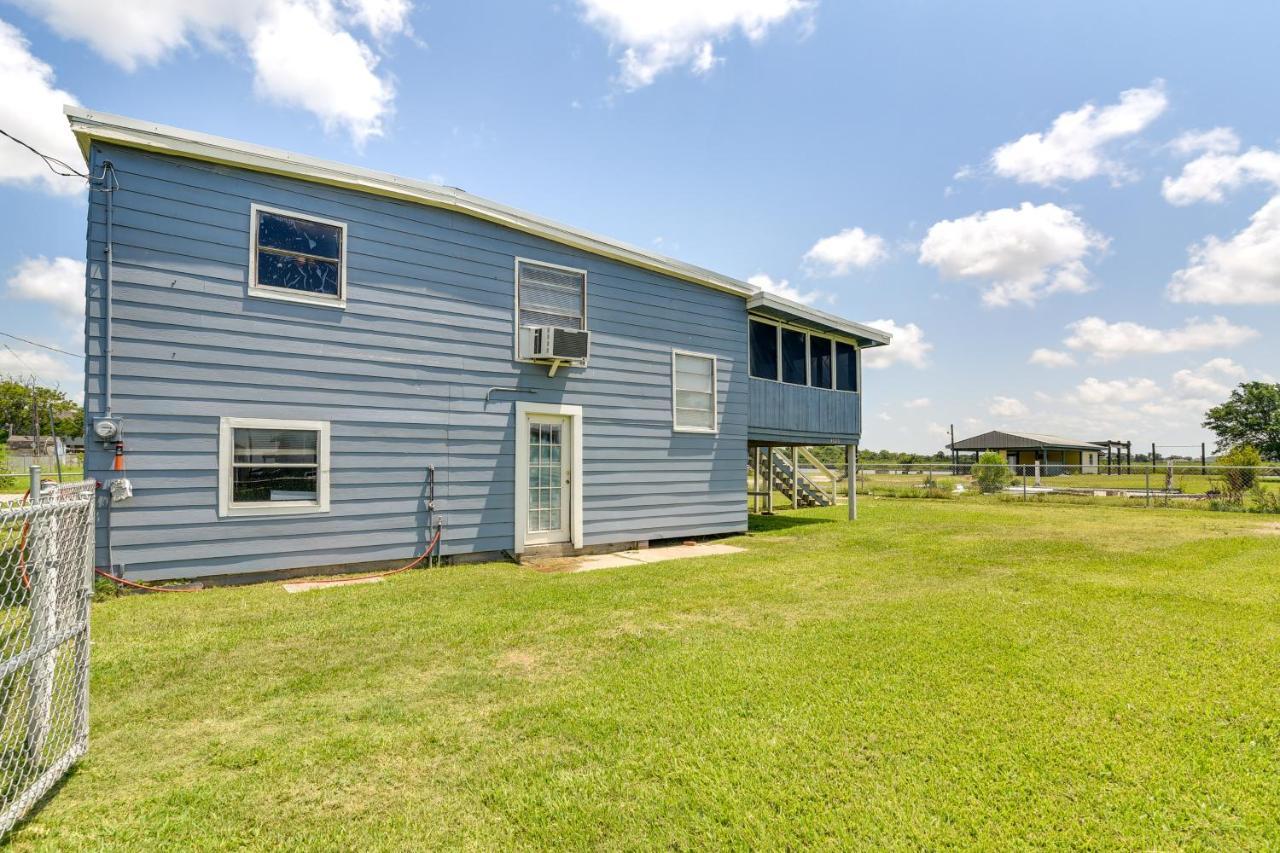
[0,0,1276,452]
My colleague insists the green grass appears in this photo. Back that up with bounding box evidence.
[0,468,85,493]
[11,500,1280,849]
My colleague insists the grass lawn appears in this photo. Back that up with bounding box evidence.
[11,499,1280,849]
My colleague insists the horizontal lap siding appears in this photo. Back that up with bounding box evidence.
[747,378,860,445]
[85,145,748,580]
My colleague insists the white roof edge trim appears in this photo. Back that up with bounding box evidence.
[746,292,892,346]
[64,105,758,299]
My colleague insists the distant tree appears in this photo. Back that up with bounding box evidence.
[0,378,83,440]
[1203,382,1280,461]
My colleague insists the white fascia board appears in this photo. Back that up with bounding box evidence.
[65,106,757,300]
[746,292,892,346]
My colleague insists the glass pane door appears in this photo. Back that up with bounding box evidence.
[526,416,570,544]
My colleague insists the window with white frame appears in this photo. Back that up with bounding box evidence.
[672,351,717,433]
[219,417,330,516]
[249,205,347,305]
[516,259,586,331]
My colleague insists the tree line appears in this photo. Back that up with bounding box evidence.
[0,378,83,441]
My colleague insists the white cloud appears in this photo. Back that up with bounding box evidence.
[903,397,930,409]
[13,0,243,69]
[918,202,1106,306]
[1166,195,1280,305]
[12,0,409,144]
[0,20,84,196]
[248,0,395,143]
[3,257,85,394]
[1028,348,1076,368]
[1169,127,1240,158]
[802,227,887,276]
[344,0,413,40]
[746,272,823,305]
[577,0,813,90]
[990,81,1167,186]
[1171,357,1247,400]
[1071,376,1161,405]
[1016,359,1270,446]
[989,396,1028,418]
[6,256,84,323]
[1062,315,1258,360]
[861,319,931,370]
[1162,147,1280,206]
[0,347,82,399]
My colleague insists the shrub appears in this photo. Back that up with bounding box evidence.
[973,451,1013,494]
[1247,484,1280,514]
[1219,444,1262,497]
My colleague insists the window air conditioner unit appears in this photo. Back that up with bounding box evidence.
[520,326,590,366]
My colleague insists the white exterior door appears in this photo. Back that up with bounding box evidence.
[524,415,572,546]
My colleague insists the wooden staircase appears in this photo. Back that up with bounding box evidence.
[751,447,836,508]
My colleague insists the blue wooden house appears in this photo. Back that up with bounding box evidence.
[67,108,890,582]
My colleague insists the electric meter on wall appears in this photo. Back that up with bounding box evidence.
[93,418,121,441]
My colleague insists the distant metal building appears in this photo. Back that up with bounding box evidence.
[948,430,1103,475]
[6,436,57,454]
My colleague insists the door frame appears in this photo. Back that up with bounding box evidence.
[514,401,583,554]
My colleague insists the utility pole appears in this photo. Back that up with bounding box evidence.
[47,403,63,483]
[949,423,956,474]
[30,381,39,451]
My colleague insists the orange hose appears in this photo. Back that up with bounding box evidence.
[94,567,193,593]
[295,527,442,586]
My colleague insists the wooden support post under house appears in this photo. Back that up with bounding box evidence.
[791,446,800,509]
[847,444,857,521]
[765,446,775,514]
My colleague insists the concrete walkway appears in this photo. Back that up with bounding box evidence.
[571,542,744,573]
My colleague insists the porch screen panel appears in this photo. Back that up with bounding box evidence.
[835,341,857,391]
[781,328,806,385]
[749,320,778,380]
[809,335,833,389]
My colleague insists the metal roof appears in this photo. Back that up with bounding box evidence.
[64,107,890,349]
[66,106,759,298]
[747,292,891,347]
[948,430,1105,451]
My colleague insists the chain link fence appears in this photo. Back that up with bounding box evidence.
[752,459,1280,513]
[0,476,95,835]
[849,462,1280,510]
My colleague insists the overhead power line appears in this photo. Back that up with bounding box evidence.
[0,331,81,359]
[0,127,89,181]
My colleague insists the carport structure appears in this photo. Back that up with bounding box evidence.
[948,430,1105,476]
